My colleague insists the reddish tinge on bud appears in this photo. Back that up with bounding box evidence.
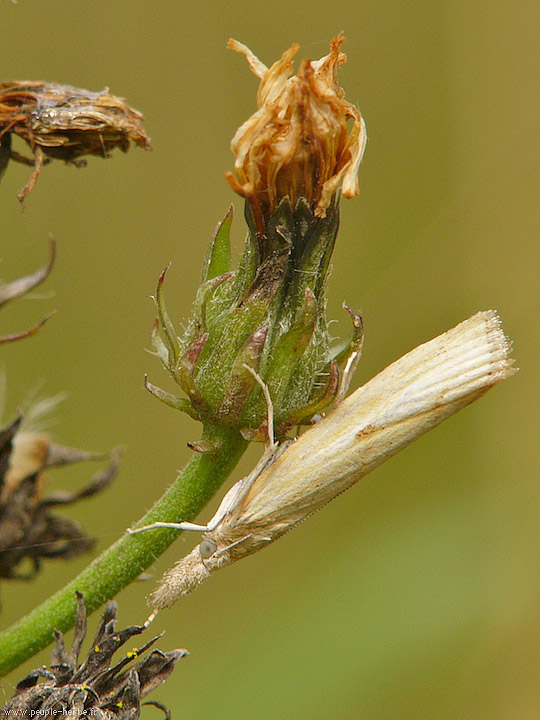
[226,34,366,224]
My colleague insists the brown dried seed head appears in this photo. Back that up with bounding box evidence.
[0,81,151,155]
[0,81,151,201]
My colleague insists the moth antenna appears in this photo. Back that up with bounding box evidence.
[243,364,277,451]
[143,608,159,629]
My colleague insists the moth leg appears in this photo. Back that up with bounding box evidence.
[243,364,278,453]
[130,370,279,540]
[143,609,159,628]
[127,520,210,535]
[339,350,360,401]
[336,306,364,402]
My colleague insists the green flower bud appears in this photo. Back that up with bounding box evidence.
[149,36,367,442]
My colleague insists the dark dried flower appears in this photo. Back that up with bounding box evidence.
[0,82,151,203]
[0,416,120,579]
[1,592,187,720]
[0,239,55,344]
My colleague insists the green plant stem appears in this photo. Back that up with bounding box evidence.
[0,423,247,678]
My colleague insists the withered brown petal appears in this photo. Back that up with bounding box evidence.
[136,649,189,697]
[50,628,71,680]
[69,591,88,668]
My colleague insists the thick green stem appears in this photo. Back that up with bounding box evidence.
[0,423,247,677]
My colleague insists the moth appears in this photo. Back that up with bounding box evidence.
[129,310,515,613]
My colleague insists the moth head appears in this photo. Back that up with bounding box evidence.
[199,537,217,560]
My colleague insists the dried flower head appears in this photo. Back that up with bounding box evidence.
[0,416,119,579]
[226,34,366,225]
[1,593,187,720]
[0,82,151,203]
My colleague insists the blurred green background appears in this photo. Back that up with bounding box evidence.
[0,1,538,718]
